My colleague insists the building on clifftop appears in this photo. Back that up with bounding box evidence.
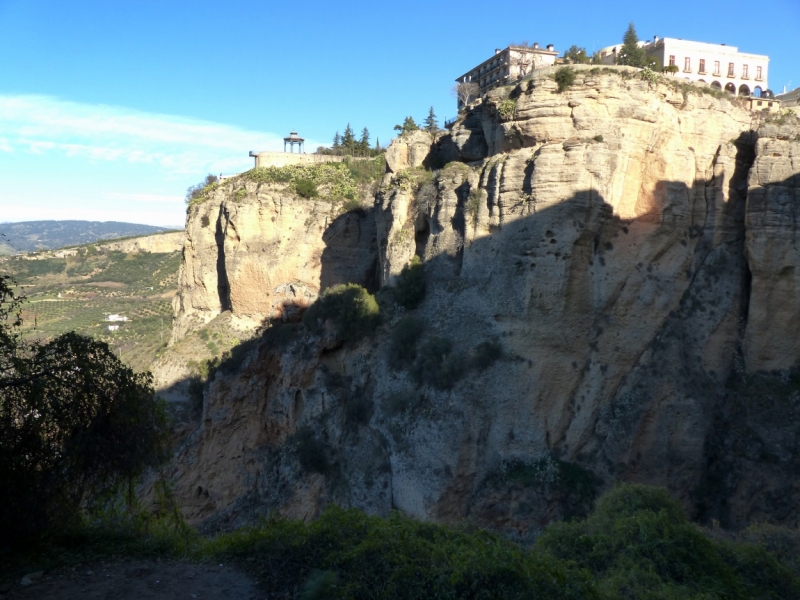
[598,36,770,96]
[455,43,559,110]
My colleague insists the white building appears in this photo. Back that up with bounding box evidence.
[455,43,559,109]
[105,314,128,322]
[598,37,770,97]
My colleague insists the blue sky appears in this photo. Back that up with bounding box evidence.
[1,0,797,228]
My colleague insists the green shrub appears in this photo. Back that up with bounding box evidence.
[472,340,503,370]
[209,505,598,600]
[394,256,425,309]
[497,98,517,121]
[303,284,380,343]
[340,196,362,213]
[538,483,800,599]
[294,178,319,199]
[593,134,604,142]
[234,188,247,201]
[411,336,466,390]
[388,317,425,369]
[245,162,357,202]
[554,67,576,93]
[465,189,482,228]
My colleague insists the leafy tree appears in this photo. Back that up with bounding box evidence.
[617,22,647,68]
[0,276,168,546]
[185,173,218,204]
[563,45,590,64]
[423,107,439,134]
[394,116,420,135]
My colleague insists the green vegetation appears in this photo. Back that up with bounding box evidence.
[0,276,169,548]
[497,98,517,121]
[393,256,425,309]
[411,336,466,390]
[244,162,359,203]
[554,66,577,93]
[593,134,604,142]
[465,188,483,227]
[388,316,425,369]
[294,178,319,199]
[663,64,680,74]
[303,284,380,343]
[1,247,180,373]
[7,483,798,599]
[540,483,800,598]
[423,106,440,134]
[394,116,420,135]
[562,45,591,64]
[185,173,218,205]
[323,123,382,157]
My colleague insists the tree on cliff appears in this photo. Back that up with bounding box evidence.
[185,174,218,204]
[341,124,356,153]
[563,45,590,64]
[0,275,169,546]
[423,107,439,134]
[394,116,420,135]
[617,23,647,68]
[452,81,480,110]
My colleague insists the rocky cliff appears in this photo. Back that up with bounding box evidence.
[157,67,800,535]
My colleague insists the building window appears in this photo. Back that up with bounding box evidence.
[699,59,706,73]
[742,64,749,79]
[669,55,676,66]
[756,66,763,80]
[728,62,735,77]
[684,57,691,72]
[714,61,720,76]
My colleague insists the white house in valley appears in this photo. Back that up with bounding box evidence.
[599,36,770,96]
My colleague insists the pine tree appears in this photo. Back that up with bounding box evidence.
[332,132,341,148]
[618,22,647,68]
[342,124,355,152]
[393,116,419,135]
[374,137,380,153]
[359,127,370,154]
[423,107,439,134]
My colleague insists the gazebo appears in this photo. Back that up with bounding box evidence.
[283,131,305,153]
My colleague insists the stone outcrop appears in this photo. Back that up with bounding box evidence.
[172,185,378,341]
[384,130,434,173]
[159,68,800,535]
[95,231,184,253]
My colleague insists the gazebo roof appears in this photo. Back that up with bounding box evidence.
[283,131,304,142]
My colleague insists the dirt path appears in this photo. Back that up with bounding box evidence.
[1,559,264,600]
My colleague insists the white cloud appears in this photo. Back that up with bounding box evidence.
[0,95,324,175]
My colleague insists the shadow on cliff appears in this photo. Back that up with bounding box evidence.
[172,159,800,531]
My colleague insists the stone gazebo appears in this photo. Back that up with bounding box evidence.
[283,131,305,153]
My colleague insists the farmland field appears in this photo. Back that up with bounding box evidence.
[2,246,182,373]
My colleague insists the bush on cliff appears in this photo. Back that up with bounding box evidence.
[393,256,425,309]
[554,67,576,93]
[302,283,380,343]
[388,316,425,369]
[0,276,169,547]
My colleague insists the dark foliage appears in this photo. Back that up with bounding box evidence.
[0,277,168,547]
[294,178,319,199]
[303,284,380,343]
[411,336,466,390]
[393,256,425,309]
[388,317,425,369]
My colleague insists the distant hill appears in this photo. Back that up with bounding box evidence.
[0,220,182,254]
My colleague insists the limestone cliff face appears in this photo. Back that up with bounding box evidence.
[172,183,378,341]
[162,68,800,534]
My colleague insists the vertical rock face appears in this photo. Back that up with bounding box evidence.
[745,123,800,372]
[172,185,378,341]
[164,68,800,534]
